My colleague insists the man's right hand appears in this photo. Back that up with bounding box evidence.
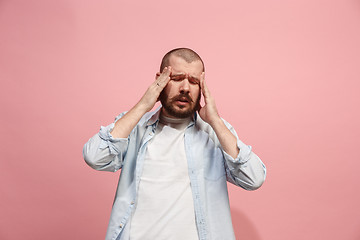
[137,66,172,112]
[110,67,171,139]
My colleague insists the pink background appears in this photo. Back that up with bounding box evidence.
[1,0,360,239]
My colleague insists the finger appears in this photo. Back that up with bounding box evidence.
[200,72,210,98]
[156,67,170,79]
[163,66,172,79]
[161,66,171,76]
[158,67,172,85]
[154,67,170,88]
[200,72,205,92]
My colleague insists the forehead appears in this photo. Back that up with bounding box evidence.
[168,55,203,77]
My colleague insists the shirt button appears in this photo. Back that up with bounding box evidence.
[131,201,135,205]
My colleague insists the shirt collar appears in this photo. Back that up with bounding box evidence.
[146,106,162,126]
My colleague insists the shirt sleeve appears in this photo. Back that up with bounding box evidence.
[221,120,267,190]
[83,112,129,172]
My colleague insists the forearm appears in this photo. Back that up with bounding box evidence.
[110,103,148,138]
[210,117,239,159]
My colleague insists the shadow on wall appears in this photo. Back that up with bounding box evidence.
[231,208,262,240]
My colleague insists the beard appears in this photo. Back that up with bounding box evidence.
[159,91,201,118]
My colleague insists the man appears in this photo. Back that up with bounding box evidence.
[83,48,266,240]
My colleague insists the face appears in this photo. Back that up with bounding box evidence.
[159,55,203,118]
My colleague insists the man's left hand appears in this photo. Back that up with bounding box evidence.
[198,72,221,126]
[198,72,239,159]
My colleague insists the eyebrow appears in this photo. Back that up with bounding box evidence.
[171,73,200,82]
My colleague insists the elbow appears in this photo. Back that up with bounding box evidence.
[243,154,266,191]
[82,141,108,170]
[246,166,266,191]
[83,148,110,171]
[234,167,266,191]
[82,133,124,172]
[246,175,265,191]
[82,142,122,172]
[231,173,265,191]
[83,154,96,170]
[236,176,265,191]
[83,144,98,170]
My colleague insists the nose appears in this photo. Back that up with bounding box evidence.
[179,78,190,93]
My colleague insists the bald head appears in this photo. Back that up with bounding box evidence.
[160,48,205,72]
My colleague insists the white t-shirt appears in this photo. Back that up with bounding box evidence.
[129,115,198,240]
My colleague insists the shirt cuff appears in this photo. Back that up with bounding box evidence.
[222,139,252,165]
[98,123,128,155]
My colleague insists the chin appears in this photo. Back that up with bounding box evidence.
[163,106,195,118]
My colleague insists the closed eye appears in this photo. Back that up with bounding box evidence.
[170,75,184,81]
[188,77,200,85]
[170,74,200,85]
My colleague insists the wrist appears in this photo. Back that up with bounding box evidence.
[134,101,152,114]
[208,115,223,129]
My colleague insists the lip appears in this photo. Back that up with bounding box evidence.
[175,100,189,105]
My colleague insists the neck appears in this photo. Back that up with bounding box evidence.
[159,111,191,129]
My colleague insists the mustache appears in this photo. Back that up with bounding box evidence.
[170,93,193,103]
